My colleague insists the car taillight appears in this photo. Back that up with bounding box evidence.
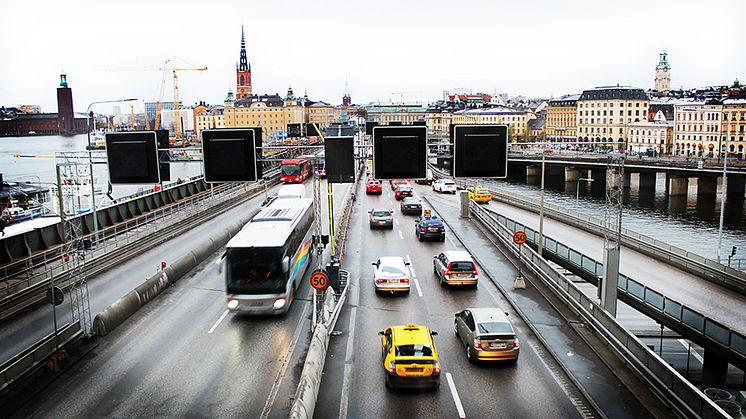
[376,278,386,283]
[432,361,441,374]
[474,338,482,350]
[420,227,426,231]
[389,361,396,373]
[443,269,450,278]
[514,340,520,348]
[439,227,445,231]
[473,265,479,275]
[401,278,410,283]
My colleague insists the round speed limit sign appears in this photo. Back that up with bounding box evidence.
[310,269,330,291]
[513,231,527,245]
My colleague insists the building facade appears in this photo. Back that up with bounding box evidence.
[655,52,671,93]
[195,107,225,134]
[306,102,338,129]
[721,98,746,159]
[366,105,427,126]
[627,110,674,155]
[673,100,722,157]
[236,26,252,99]
[452,107,534,142]
[545,94,579,142]
[576,86,650,146]
[223,92,304,142]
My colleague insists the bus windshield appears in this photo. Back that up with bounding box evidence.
[281,164,301,176]
[226,247,286,294]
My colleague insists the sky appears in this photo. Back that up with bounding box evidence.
[1,0,744,114]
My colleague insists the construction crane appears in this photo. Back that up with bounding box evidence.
[154,59,171,131]
[160,58,207,140]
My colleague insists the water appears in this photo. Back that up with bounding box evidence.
[0,134,202,208]
[485,173,746,262]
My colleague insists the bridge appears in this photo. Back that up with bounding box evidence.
[0,150,743,417]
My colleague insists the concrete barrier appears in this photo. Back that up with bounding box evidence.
[92,207,261,336]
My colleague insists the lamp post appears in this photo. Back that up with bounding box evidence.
[86,98,137,246]
[716,124,730,264]
[576,178,594,207]
[538,150,546,257]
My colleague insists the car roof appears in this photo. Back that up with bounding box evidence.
[467,307,511,324]
[442,250,472,260]
[378,256,407,267]
[391,324,432,345]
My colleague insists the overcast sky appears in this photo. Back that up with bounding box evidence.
[1,0,744,114]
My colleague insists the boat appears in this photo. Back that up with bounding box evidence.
[2,200,49,225]
[50,173,105,216]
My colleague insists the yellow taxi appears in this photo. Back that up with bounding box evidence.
[467,186,492,204]
[378,323,441,389]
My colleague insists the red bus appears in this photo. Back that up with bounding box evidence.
[280,158,312,183]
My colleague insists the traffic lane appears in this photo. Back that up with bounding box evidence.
[486,200,746,333]
[321,186,586,418]
[0,183,277,365]
[17,245,317,418]
[424,191,659,418]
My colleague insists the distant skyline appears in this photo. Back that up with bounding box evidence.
[1,0,744,114]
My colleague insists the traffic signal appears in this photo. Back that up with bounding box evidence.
[452,125,508,179]
[372,126,427,180]
[325,136,355,183]
[732,246,737,257]
[202,128,262,182]
[106,131,161,184]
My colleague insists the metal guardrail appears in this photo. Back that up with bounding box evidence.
[486,206,746,371]
[0,321,81,395]
[469,202,728,419]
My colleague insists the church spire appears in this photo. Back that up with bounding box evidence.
[238,25,249,72]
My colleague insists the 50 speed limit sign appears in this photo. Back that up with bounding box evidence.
[310,269,330,291]
[513,231,527,245]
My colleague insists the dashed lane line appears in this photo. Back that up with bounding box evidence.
[207,309,229,334]
[338,306,358,419]
[446,372,466,418]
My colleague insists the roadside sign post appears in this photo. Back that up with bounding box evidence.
[310,269,330,326]
[513,231,527,289]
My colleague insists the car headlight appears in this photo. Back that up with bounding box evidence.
[273,298,287,310]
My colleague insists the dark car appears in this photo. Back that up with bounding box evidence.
[395,186,414,201]
[415,216,445,242]
[400,197,422,215]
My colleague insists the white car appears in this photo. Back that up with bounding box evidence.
[433,179,457,194]
[372,257,411,294]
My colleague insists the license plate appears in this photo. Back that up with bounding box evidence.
[429,228,438,232]
[379,221,387,224]
[406,367,423,372]
[490,343,507,349]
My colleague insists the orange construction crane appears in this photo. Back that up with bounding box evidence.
[161,58,207,139]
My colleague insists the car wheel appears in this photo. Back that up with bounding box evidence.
[454,322,459,337]
[385,375,392,389]
[466,345,475,363]
[433,264,437,275]
[418,235,424,242]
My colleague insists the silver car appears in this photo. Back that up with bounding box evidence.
[454,307,520,363]
[369,208,394,229]
[433,251,478,287]
[372,257,411,294]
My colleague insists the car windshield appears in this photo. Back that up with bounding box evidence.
[281,164,300,176]
[403,198,420,204]
[372,210,391,217]
[420,220,442,227]
[225,247,286,294]
[449,261,474,271]
[398,187,412,192]
[395,344,433,357]
[381,265,405,275]
[477,321,514,334]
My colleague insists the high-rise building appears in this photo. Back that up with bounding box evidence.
[655,52,671,93]
[236,26,252,99]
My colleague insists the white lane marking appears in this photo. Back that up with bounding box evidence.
[260,304,309,419]
[338,306,357,419]
[413,277,423,297]
[406,255,423,297]
[446,231,457,247]
[395,218,400,226]
[678,339,704,364]
[207,309,229,334]
[446,373,466,419]
[398,230,404,240]
[389,199,394,206]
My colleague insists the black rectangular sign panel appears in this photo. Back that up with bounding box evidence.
[305,123,322,137]
[202,129,260,182]
[412,120,426,126]
[106,131,160,184]
[453,125,508,179]
[155,129,170,182]
[364,121,378,135]
[325,136,355,183]
[388,121,403,126]
[372,126,427,180]
[287,123,302,137]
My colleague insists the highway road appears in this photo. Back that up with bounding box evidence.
[313,182,661,419]
[9,179,351,418]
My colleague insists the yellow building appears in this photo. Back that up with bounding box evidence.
[577,86,650,146]
[425,110,453,141]
[452,107,534,142]
[222,91,304,143]
[195,107,225,134]
[721,98,746,159]
[546,94,578,143]
[306,102,338,129]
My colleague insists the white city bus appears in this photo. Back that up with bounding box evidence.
[223,198,314,315]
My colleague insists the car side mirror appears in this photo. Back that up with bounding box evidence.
[505,312,510,317]
[372,262,378,266]
[377,331,384,336]
[217,251,227,274]
[405,261,411,266]
[430,331,438,336]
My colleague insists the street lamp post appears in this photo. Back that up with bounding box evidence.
[538,150,546,257]
[716,128,730,264]
[86,98,137,246]
[576,178,594,207]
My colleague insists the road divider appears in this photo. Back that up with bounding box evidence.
[92,207,261,336]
